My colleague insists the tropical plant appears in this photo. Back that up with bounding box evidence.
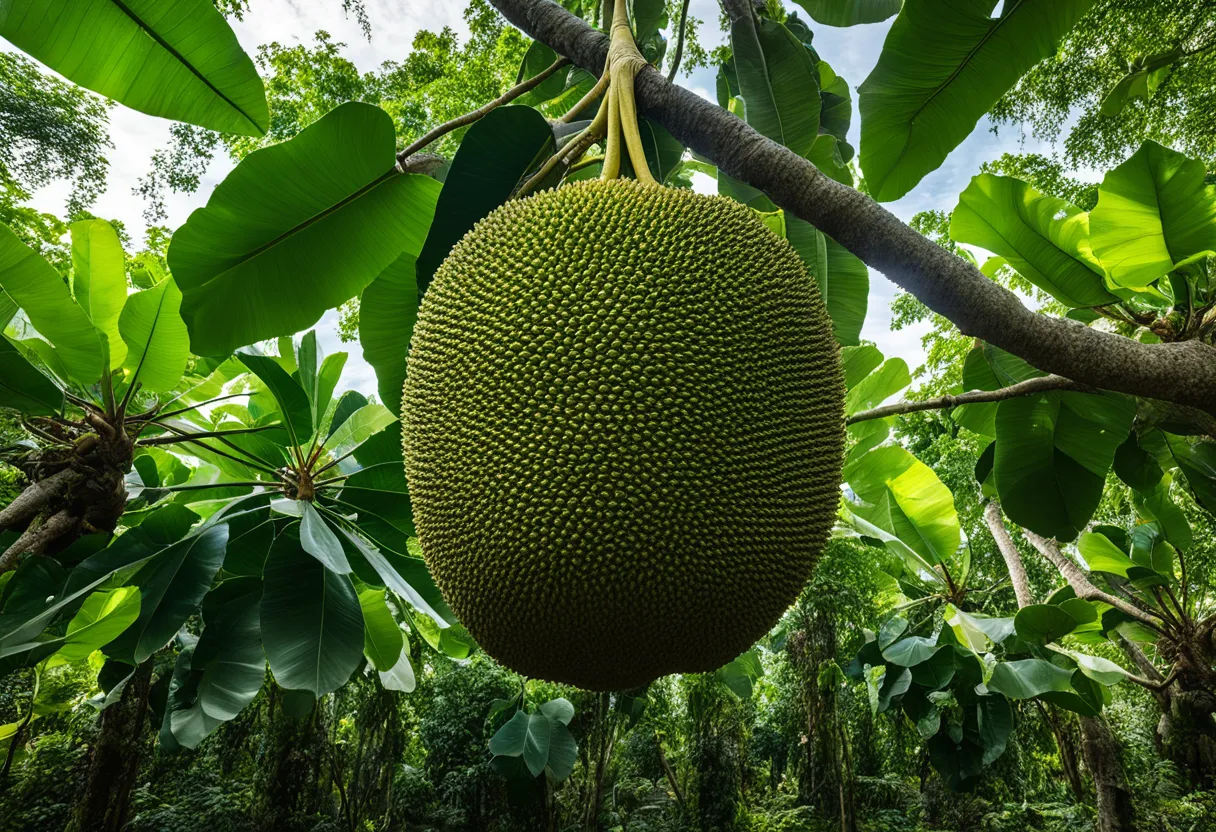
[2,1,1216,830]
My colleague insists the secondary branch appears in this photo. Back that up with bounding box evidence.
[488,0,1216,416]
[848,375,1082,425]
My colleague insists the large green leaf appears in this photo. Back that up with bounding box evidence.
[359,252,418,415]
[119,277,189,393]
[489,709,577,779]
[994,392,1136,540]
[950,175,1117,307]
[986,658,1076,699]
[1166,435,1216,515]
[858,0,1093,201]
[0,0,267,135]
[787,218,868,345]
[845,358,910,417]
[631,0,668,42]
[169,102,441,355]
[846,445,961,566]
[1077,531,1135,577]
[415,106,553,300]
[0,222,105,384]
[1013,604,1078,644]
[730,18,820,158]
[48,587,141,665]
[358,588,403,672]
[261,528,364,695]
[882,634,938,667]
[0,337,63,415]
[70,220,128,368]
[299,502,352,574]
[106,524,229,663]
[193,591,263,722]
[322,403,395,457]
[237,352,312,444]
[793,0,902,26]
[332,521,448,626]
[1090,141,1216,289]
[512,41,571,108]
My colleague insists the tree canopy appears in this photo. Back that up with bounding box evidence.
[0,1,1214,831]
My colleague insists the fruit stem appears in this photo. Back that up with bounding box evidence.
[600,0,656,184]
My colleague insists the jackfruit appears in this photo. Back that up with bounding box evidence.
[403,179,844,691]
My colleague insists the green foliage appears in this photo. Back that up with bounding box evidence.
[992,0,1216,169]
[0,0,268,136]
[0,52,110,222]
[859,0,1095,202]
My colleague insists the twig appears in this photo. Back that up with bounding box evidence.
[1126,668,1179,693]
[666,0,692,82]
[559,70,609,123]
[397,56,571,162]
[137,424,282,446]
[517,104,608,198]
[847,375,1082,425]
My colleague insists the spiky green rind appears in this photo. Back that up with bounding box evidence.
[403,179,844,690]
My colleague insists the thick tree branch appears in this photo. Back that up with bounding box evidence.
[0,468,81,532]
[1022,529,1168,634]
[984,501,1034,609]
[0,509,78,572]
[848,375,1082,425]
[488,0,1216,416]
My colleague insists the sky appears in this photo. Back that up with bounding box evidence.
[16,0,1064,397]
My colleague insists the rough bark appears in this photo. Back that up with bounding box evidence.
[1039,704,1087,804]
[67,660,154,832]
[486,0,1216,416]
[1078,715,1136,832]
[983,502,1033,608]
[255,686,329,831]
[992,516,1134,828]
[0,467,80,531]
[0,509,80,571]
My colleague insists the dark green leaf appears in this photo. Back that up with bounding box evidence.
[792,0,901,26]
[260,528,364,696]
[730,18,821,158]
[170,103,441,354]
[237,352,313,444]
[986,658,1075,700]
[0,337,63,415]
[106,524,229,663]
[994,392,1135,540]
[1013,604,1078,644]
[415,106,554,300]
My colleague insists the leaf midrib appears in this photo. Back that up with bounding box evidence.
[190,167,400,295]
[880,0,1034,188]
[109,0,262,132]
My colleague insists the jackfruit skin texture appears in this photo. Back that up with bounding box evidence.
[403,178,844,691]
